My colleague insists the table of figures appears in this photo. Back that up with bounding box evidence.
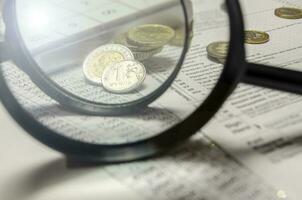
[15,0,174,50]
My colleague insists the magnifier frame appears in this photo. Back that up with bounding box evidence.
[3,0,192,116]
[0,0,246,163]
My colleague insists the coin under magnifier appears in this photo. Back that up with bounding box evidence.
[102,60,146,94]
[115,32,160,52]
[132,47,163,61]
[83,44,134,85]
[114,32,164,61]
[127,24,175,49]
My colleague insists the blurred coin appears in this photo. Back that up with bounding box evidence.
[114,33,163,60]
[127,24,175,48]
[83,44,134,85]
[208,55,226,65]
[221,2,227,12]
[169,27,193,47]
[217,58,226,64]
[170,28,185,47]
[102,60,146,94]
[207,41,229,59]
[275,7,302,19]
[114,32,160,52]
[245,30,270,44]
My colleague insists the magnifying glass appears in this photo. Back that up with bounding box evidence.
[0,0,301,163]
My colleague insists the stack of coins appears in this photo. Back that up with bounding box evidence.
[114,24,175,61]
[83,24,176,94]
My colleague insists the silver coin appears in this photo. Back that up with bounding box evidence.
[102,60,146,94]
[83,44,134,85]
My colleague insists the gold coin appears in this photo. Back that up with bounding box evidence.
[275,7,302,19]
[207,41,229,59]
[245,30,270,44]
[83,44,134,85]
[127,24,175,48]
[87,51,124,81]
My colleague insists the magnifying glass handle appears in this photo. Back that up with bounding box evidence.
[243,62,302,95]
[0,41,10,62]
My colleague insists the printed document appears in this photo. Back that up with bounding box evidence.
[0,0,302,199]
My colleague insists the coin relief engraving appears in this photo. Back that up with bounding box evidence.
[102,60,146,94]
[245,30,270,44]
[83,44,134,85]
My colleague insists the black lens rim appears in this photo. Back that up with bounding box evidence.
[0,0,246,163]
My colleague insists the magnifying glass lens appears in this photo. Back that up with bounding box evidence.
[16,0,190,104]
[2,0,230,147]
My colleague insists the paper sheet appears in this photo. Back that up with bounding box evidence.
[204,0,302,199]
[1,0,302,199]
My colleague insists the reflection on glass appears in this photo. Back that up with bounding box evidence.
[2,0,230,145]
